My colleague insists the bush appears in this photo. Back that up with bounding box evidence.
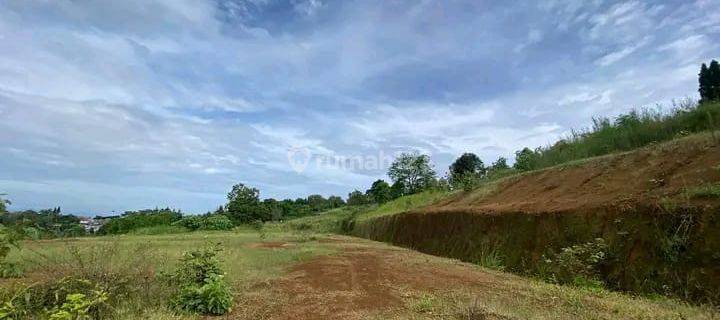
[540,238,608,286]
[171,274,232,315]
[173,214,235,231]
[451,173,482,192]
[201,215,234,231]
[0,278,112,319]
[128,225,188,235]
[165,244,232,315]
[0,225,23,278]
[0,243,166,319]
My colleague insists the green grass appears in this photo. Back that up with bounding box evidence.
[269,206,368,233]
[267,189,452,234]
[127,225,189,235]
[685,183,720,199]
[3,231,336,319]
[356,189,450,222]
[514,100,720,172]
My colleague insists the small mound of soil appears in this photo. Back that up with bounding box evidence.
[245,242,294,249]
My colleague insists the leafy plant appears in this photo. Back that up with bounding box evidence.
[684,183,720,199]
[250,220,266,239]
[47,290,108,320]
[171,274,232,315]
[0,225,23,278]
[540,238,608,286]
[165,243,232,315]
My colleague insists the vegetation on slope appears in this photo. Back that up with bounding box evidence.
[512,100,720,172]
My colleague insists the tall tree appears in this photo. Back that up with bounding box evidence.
[514,148,537,172]
[449,153,486,180]
[327,196,345,208]
[306,194,327,212]
[389,181,405,199]
[226,183,266,223]
[366,179,392,204]
[709,60,720,101]
[347,190,369,206]
[0,194,9,214]
[491,157,509,170]
[388,153,437,194]
[699,63,710,102]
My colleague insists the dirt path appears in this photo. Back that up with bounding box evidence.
[231,236,718,320]
[234,237,502,320]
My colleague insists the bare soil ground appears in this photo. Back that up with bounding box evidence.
[231,236,717,320]
[430,134,720,213]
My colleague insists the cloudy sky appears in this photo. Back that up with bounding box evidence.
[0,0,718,215]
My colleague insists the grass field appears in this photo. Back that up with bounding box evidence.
[2,229,718,319]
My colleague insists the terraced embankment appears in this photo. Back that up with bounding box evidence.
[353,134,720,303]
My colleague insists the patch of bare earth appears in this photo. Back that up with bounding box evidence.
[245,241,295,249]
[232,237,508,320]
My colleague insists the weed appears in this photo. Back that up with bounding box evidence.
[47,290,109,320]
[250,220,267,239]
[657,213,694,264]
[476,248,505,271]
[540,238,608,286]
[684,183,720,199]
[658,197,678,213]
[165,243,232,315]
[411,294,438,313]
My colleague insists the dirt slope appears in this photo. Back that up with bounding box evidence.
[353,134,720,303]
[430,134,720,213]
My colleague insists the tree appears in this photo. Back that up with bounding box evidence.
[327,196,345,208]
[450,153,486,177]
[225,183,267,223]
[700,63,710,102]
[491,157,509,170]
[0,195,8,214]
[388,153,437,194]
[347,190,369,206]
[306,194,327,212]
[709,60,720,101]
[514,148,537,172]
[366,179,391,204]
[389,181,405,199]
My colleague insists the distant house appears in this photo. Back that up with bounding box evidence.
[78,217,106,233]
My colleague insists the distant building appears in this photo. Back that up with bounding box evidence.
[78,217,106,233]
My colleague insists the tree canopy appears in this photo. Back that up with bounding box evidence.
[366,179,391,204]
[699,60,720,103]
[388,153,437,194]
[449,153,486,179]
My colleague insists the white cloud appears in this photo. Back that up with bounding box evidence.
[1,0,717,214]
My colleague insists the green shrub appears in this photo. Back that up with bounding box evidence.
[47,290,109,320]
[0,278,112,320]
[99,208,182,235]
[129,225,188,235]
[684,183,720,199]
[201,215,234,231]
[171,274,232,315]
[540,238,608,286]
[173,214,235,231]
[0,225,23,278]
[165,244,232,315]
[512,101,720,173]
[249,220,266,239]
[452,173,483,192]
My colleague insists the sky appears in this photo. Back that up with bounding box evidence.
[0,0,718,215]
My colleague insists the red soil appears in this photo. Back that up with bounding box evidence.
[431,135,720,213]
